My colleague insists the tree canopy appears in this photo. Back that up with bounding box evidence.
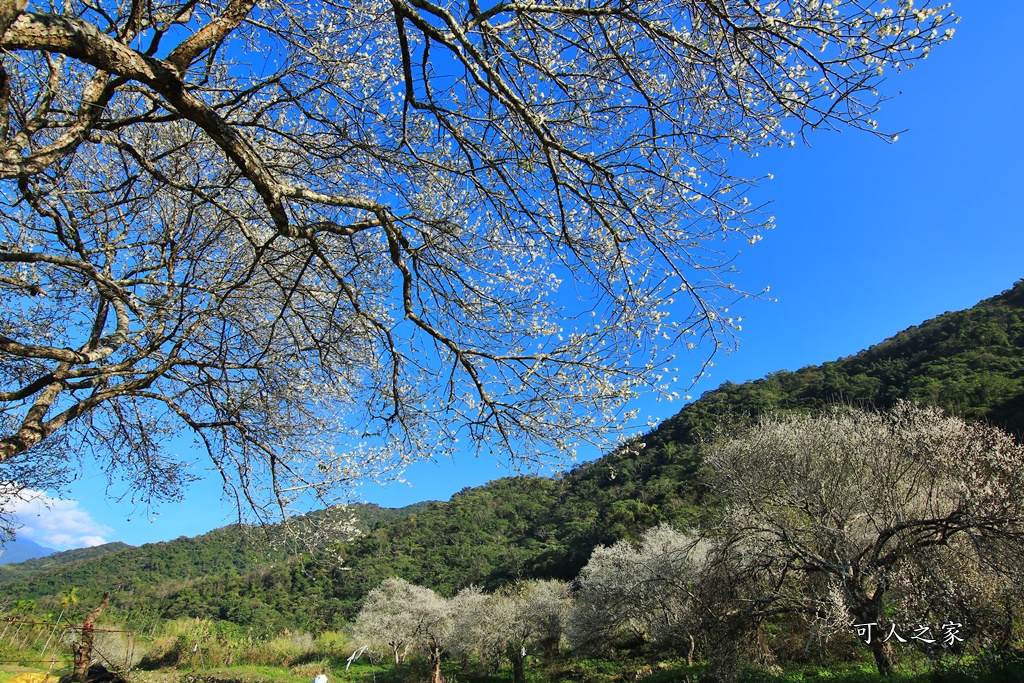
[703,402,1024,675]
[0,0,956,525]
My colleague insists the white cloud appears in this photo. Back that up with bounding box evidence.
[3,489,113,550]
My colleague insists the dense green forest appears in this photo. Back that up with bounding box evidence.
[3,280,1023,637]
[0,503,429,633]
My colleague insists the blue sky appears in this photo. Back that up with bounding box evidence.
[16,1,1024,550]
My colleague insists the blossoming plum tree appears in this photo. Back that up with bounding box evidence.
[704,403,1024,675]
[0,0,955,530]
[354,577,452,683]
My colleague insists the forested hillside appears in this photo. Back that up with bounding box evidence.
[4,280,1023,635]
[681,280,1024,435]
[0,541,127,577]
[322,281,1024,613]
[0,503,429,632]
[344,279,1024,579]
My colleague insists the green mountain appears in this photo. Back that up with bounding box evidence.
[681,280,1024,435]
[4,280,1023,634]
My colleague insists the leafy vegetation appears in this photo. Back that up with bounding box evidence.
[2,282,1023,678]
[0,504,429,632]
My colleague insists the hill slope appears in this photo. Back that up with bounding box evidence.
[0,502,429,630]
[336,280,1024,578]
[0,541,128,578]
[4,280,1023,632]
[322,279,1024,613]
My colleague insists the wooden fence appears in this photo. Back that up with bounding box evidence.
[0,616,136,675]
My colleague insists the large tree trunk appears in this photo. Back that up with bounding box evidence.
[869,637,894,677]
[847,586,893,677]
[508,645,526,683]
[428,645,445,683]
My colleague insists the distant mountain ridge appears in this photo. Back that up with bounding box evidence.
[2,280,1022,633]
[0,538,57,565]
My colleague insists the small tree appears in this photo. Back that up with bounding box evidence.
[569,524,707,660]
[704,403,1024,676]
[352,577,452,683]
[448,585,492,669]
[352,578,422,666]
[491,580,571,683]
[451,580,571,683]
[71,593,110,682]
